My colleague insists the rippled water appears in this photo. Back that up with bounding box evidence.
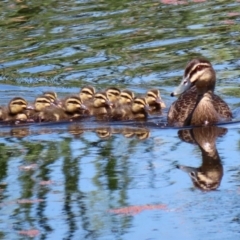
[0,0,240,239]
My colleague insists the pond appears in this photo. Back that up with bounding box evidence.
[0,0,240,239]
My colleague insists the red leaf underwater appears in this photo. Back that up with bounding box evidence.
[109,204,167,215]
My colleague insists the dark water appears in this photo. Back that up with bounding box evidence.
[0,0,240,239]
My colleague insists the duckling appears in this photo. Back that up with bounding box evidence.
[145,89,166,113]
[43,91,61,107]
[0,97,32,122]
[105,87,121,106]
[79,86,96,103]
[118,89,135,106]
[168,58,232,126]
[27,95,53,122]
[114,97,149,120]
[38,95,87,122]
[88,92,112,119]
[111,89,135,119]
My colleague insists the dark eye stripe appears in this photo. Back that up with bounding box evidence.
[81,90,93,95]
[12,101,26,105]
[147,93,156,98]
[67,100,81,105]
[36,100,51,104]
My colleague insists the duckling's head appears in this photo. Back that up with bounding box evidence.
[146,89,166,109]
[63,96,87,114]
[171,58,216,96]
[93,92,112,108]
[8,97,30,114]
[131,97,149,114]
[34,95,52,112]
[79,86,96,102]
[43,91,61,107]
[119,90,135,105]
[106,87,121,104]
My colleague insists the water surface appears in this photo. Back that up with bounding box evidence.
[0,0,240,239]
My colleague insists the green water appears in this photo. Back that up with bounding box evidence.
[0,0,240,239]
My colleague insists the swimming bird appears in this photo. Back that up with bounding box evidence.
[145,89,166,114]
[38,95,87,122]
[167,58,232,126]
[0,97,32,123]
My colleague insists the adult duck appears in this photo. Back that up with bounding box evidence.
[167,58,232,127]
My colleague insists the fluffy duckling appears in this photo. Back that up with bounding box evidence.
[43,91,61,107]
[38,95,87,122]
[79,86,96,103]
[114,97,149,120]
[0,97,32,122]
[106,87,121,106]
[146,89,166,113]
[87,92,112,119]
[27,95,53,121]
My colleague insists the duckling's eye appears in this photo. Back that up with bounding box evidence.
[196,65,206,71]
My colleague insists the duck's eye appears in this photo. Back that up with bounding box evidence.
[68,100,80,105]
[196,65,205,71]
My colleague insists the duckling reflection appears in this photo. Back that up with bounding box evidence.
[10,127,30,138]
[121,127,150,140]
[177,126,227,191]
[95,127,112,139]
[68,123,85,136]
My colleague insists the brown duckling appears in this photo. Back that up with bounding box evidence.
[168,58,232,127]
[146,89,166,113]
[106,87,121,106]
[111,89,135,119]
[43,91,61,107]
[0,97,32,122]
[27,95,53,121]
[38,95,87,122]
[114,97,149,120]
[87,92,112,119]
[79,86,96,103]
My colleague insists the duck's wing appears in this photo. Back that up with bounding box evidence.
[167,87,198,127]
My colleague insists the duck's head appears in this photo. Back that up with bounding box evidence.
[106,87,121,104]
[93,92,112,108]
[171,58,216,96]
[146,89,166,109]
[43,91,61,107]
[63,96,87,114]
[34,95,53,112]
[8,97,32,114]
[119,90,135,105]
[79,86,96,102]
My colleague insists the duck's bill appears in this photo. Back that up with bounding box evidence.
[170,77,191,97]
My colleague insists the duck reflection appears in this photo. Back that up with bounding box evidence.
[177,126,227,191]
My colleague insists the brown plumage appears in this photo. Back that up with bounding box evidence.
[145,89,166,114]
[0,97,32,122]
[38,95,87,122]
[113,97,149,120]
[168,58,232,127]
[87,92,112,119]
